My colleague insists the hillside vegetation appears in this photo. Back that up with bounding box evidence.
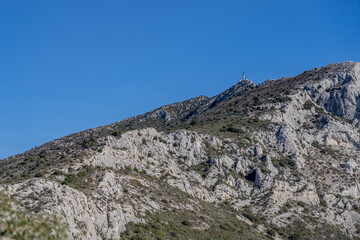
[1,61,360,239]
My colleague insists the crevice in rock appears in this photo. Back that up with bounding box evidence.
[245,170,257,183]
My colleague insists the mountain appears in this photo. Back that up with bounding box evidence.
[1,61,360,239]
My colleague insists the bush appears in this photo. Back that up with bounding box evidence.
[272,156,297,171]
[0,192,68,239]
[253,96,261,105]
[319,198,328,207]
[82,136,97,149]
[226,126,242,133]
[34,172,44,178]
[181,220,191,226]
[279,202,292,214]
[190,116,200,126]
[312,141,320,148]
[303,100,314,110]
[111,130,122,137]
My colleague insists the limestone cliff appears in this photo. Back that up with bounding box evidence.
[1,61,360,239]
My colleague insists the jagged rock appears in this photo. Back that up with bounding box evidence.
[254,145,263,156]
[312,63,360,120]
[261,155,278,176]
[2,61,360,239]
[340,163,352,173]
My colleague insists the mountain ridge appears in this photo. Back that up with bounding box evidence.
[1,61,360,239]
[3,61,359,162]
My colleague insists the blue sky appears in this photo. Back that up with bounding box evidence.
[1,0,359,159]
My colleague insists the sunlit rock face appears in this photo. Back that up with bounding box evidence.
[1,62,360,239]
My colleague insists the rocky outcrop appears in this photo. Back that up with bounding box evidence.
[2,61,360,239]
[305,61,360,121]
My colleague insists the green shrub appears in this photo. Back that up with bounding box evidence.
[34,172,44,178]
[110,129,122,137]
[158,137,167,144]
[253,96,261,105]
[272,156,297,170]
[279,202,292,214]
[319,198,328,207]
[303,100,314,110]
[0,192,68,239]
[181,220,191,226]
[190,116,200,126]
[82,136,97,149]
[226,126,243,133]
[312,141,320,148]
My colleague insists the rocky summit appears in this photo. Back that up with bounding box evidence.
[1,61,360,239]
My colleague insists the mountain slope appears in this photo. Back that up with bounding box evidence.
[1,61,360,239]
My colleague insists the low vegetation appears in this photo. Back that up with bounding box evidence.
[0,192,68,239]
[121,202,269,240]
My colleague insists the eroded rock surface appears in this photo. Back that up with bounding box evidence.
[1,61,360,239]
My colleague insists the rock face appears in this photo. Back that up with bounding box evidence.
[1,61,360,239]
[307,62,360,120]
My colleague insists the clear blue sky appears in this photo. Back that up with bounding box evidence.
[1,0,359,159]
